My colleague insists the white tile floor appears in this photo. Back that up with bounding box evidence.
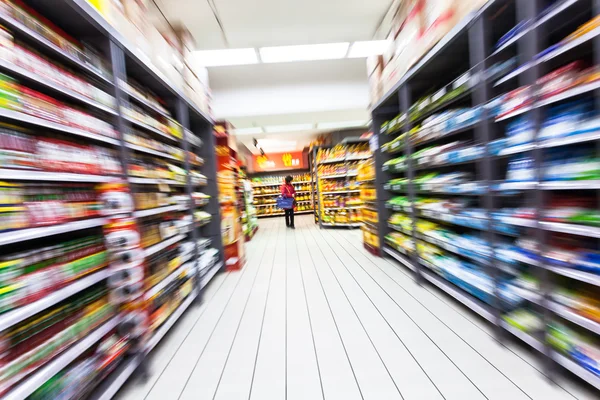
[116,215,597,400]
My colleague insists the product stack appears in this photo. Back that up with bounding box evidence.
[250,172,314,217]
[315,141,371,227]
[240,172,258,241]
[0,1,223,398]
[369,0,489,107]
[373,0,600,389]
[358,151,379,255]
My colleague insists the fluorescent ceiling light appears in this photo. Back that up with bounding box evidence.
[232,127,263,135]
[190,48,258,67]
[317,120,368,129]
[260,43,350,63]
[264,124,314,133]
[347,40,390,58]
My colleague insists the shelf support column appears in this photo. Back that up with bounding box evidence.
[469,14,503,339]
[176,100,202,302]
[371,115,390,254]
[400,84,422,284]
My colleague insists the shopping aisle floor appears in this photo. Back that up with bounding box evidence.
[116,215,596,400]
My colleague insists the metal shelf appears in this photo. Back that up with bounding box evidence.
[321,190,361,195]
[0,108,120,146]
[0,11,113,86]
[549,302,600,335]
[420,267,495,323]
[0,217,106,247]
[120,85,171,119]
[201,261,223,289]
[545,265,600,287]
[0,169,119,182]
[0,269,110,332]
[123,114,174,142]
[145,290,198,352]
[144,234,186,258]
[129,177,182,185]
[125,142,180,161]
[0,59,117,115]
[383,246,417,273]
[539,221,600,238]
[552,351,600,390]
[4,317,120,400]
[500,321,545,352]
[144,261,194,301]
[134,204,186,218]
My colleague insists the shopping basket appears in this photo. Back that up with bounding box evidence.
[276,196,294,210]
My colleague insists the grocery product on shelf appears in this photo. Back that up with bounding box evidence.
[0,286,114,396]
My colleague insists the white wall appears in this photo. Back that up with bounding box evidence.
[212,81,369,118]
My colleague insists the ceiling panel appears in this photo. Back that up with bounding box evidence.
[154,0,393,49]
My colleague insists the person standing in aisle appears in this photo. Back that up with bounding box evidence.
[281,175,296,229]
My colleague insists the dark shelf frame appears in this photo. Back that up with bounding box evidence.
[371,0,600,390]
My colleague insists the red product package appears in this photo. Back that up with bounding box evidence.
[536,61,583,100]
[19,86,64,124]
[497,86,534,119]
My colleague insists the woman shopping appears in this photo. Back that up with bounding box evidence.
[280,175,296,229]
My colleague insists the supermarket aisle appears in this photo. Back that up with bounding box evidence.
[116,215,595,400]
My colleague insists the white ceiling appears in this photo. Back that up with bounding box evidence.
[153,0,394,49]
[151,0,387,153]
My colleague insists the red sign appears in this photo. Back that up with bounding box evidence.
[252,151,305,172]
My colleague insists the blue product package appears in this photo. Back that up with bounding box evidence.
[506,117,534,146]
[496,20,531,49]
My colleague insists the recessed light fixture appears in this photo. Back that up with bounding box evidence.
[263,124,314,133]
[232,127,264,135]
[259,43,350,63]
[190,48,258,67]
[317,120,368,129]
[347,40,390,58]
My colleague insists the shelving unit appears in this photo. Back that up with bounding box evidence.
[249,172,314,218]
[314,139,371,228]
[0,1,223,399]
[372,0,600,390]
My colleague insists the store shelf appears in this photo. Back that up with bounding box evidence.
[318,158,345,165]
[129,177,182,185]
[145,290,198,353]
[120,86,171,119]
[545,265,600,287]
[539,181,600,190]
[123,115,173,141]
[0,58,117,115]
[321,190,361,195]
[252,180,312,188]
[500,321,545,352]
[134,204,186,218]
[496,26,600,87]
[0,108,120,146]
[549,302,600,335]
[552,351,600,390]
[496,216,537,229]
[88,355,143,400]
[4,317,120,400]
[420,267,495,323]
[253,193,279,197]
[321,223,362,227]
[383,246,417,273]
[0,11,113,86]
[0,169,119,182]
[539,221,600,238]
[346,155,372,161]
[64,0,213,124]
[144,234,186,258]
[125,143,179,161]
[201,261,223,289]
[0,217,106,247]
[145,261,194,301]
[0,269,110,333]
[539,130,600,148]
[323,206,363,211]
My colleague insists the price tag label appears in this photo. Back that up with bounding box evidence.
[432,87,447,103]
[453,72,471,90]
[392,141,400,149]
[158,183,170,193]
